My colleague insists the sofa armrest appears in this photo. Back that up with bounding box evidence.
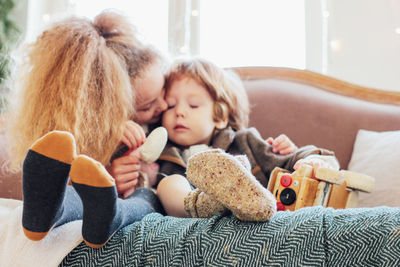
[0,114,22,200]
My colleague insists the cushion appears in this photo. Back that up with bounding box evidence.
[0,131,22,200]
[348,129,400,207]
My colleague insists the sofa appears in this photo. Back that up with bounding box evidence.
[3,66,399,205]
[234,67,400,208]
[1,67,400,266]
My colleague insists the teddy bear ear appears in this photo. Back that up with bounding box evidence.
[139,127,168,163]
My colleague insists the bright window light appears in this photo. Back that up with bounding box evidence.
[199,0,305,68]
[73,0,305,69]
[74,0,169,55]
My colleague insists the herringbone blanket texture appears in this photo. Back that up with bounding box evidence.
[60,206,400,266]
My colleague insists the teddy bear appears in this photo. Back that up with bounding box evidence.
[122,127,168,192]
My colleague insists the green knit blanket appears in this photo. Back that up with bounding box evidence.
[60,206,400,266]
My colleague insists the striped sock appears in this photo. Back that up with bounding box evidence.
[22,131,77,241]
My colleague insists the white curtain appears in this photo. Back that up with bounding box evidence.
[25,0,76,43]
[168,0,199,57]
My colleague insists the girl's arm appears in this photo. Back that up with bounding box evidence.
[107,154,141,197]
[108,120,146,197]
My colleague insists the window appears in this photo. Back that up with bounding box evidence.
[198,0,305,68]
[73,0,169,55]
[12,0,400,92]
[72,0,305,68]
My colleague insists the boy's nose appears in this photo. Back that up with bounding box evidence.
[175,104,186,117]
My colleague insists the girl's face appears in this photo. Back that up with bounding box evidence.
[162,77,226,147]
[134,63,168,124]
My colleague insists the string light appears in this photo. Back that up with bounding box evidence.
[179,46,189,54]
[192,10,199,17]
[330,39,341,51]
[42,14,50,23]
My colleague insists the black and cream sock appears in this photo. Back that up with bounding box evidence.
[70,154,165,248]
[22,131,77,240]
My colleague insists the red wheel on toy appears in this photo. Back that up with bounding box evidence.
[280,175,292,187]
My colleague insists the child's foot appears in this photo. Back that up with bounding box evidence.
[187,149,276,221]
[184,188,227,218]
[70,155,122,248]
[234,154,252,171]
[22,131,77,240]
[184,154,254,218]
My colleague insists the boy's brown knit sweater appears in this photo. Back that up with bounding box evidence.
[156,127,336,188]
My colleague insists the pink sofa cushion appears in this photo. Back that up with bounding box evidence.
[245,78,400,169]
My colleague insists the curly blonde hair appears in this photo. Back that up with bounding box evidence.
[165,57,249,130]
[6,11,160,171]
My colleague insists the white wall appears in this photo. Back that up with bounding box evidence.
[9,0,28,41]
[11,0,74,43]
[306,0,400,92]
[305,0,324,73]
[11,0,400,92]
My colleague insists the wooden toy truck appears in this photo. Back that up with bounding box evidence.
[267,166,375,211]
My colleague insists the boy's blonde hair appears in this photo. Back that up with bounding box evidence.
[165,57,249,130]
[6,11,160,171]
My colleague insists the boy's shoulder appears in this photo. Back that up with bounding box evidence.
[235,127,261,136]
[233,127,264,142]
[217,126,262,138]
[214,127,267,154]
[212,127,265,149]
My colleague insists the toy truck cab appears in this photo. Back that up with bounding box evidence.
[268,165,375,211]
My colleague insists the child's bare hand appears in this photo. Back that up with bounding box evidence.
[140,161,160,188]
[293,156,337,177]
[293,157,328,171]
[267,134,298,155]
[121,120,146,150]
[107,154,141,197]
[293,155,340,175]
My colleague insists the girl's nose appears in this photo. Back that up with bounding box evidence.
[156,96,168,113]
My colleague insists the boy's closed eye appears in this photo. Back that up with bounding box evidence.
[166,98,176,109]
[188,98,202,109]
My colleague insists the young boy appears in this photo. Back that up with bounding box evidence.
[154,57,339,219]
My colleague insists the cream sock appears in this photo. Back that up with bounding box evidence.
[186,149,276,221]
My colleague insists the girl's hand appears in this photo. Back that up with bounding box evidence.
[267,134,298,155]
[121,120,146,150]
[107,154,141,197]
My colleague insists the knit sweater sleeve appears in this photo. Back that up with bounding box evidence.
[232,127,337,180]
